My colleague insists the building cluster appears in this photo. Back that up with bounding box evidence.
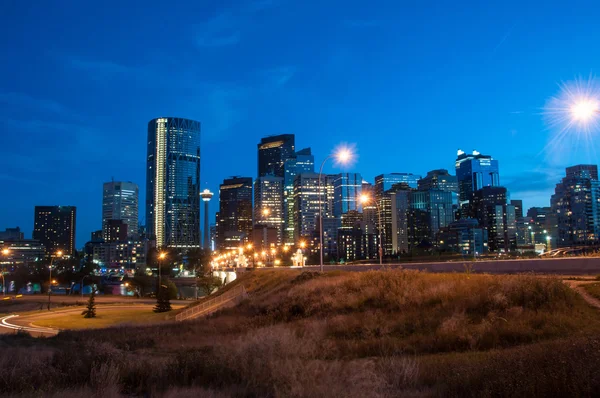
[3,117,600,270]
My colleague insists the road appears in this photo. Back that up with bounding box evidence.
[244,256,600,275]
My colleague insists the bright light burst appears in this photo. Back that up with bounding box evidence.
[332,143,357,167]
[543,76,600,161]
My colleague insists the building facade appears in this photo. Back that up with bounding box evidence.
[258,134,295,178]
[146,117,201,248]
[333,173,363,218]
[218,177,253,250]
[33,206,76,255]
[254,176,285,245]
[550,165,600,247]
[455,150,499,215]
[102,181,139,239]
[283,148,314,244]
[471,186,516,252]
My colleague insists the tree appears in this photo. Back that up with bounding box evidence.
[154,284,172,313]
[197,274,223,296]
[186,248,211,273]
[82,288,96,318]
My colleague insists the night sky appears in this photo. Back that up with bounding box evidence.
[2,0,599,248]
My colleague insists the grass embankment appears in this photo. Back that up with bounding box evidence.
[32,307,172,329]
[1,270,600,397]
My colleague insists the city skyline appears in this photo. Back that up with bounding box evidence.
[2,1,600,247]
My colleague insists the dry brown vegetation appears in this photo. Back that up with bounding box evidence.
[2,270,600,397]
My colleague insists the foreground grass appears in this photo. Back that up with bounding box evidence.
[582,282,600,302]
[31,307,174,329]
[1,270,600,397]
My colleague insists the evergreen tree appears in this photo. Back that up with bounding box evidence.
[82,288,96,318]
[154,284,172,313]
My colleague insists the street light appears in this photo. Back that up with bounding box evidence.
[261,208,270,251]
[80,274,90,298]
[47,250,63,310]
[360,194,383,265]
[158,252,167,290]
[318,146,354,272]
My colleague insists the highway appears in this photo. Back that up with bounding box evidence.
[247,256,600,275]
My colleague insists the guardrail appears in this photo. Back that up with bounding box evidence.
[175,285,248,322]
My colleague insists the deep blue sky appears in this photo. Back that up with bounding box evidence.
[2,0,600,249]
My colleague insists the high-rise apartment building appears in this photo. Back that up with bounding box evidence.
[102,181,139,239]
[258,134,295,178]
[33,206,76,255]
[455,150,499,214]
[218,177,253,250]
[146,117,201,248]
[283,148,314,243]
[333,173,363,218]
[550,164,600,247]
[254,176,285,244]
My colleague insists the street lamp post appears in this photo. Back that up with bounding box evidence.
[158,252,166,291]
[318,148,353,272]
[360,195,383,265]
[47,251,63,311]
[261,208,270,252]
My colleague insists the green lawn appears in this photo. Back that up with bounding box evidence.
[583,283,600,301]
[32,307,176,329]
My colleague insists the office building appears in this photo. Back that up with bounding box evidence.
[146,117,201,248]
[33,206,76,255]
[283,148,314,243]
[418,169,458,192]
[438,219,488,255]
[0,227,24,241]
[471,187,516,252]
[103,219,128,243]
[410,190,455,242]
[102,181,139,239]
[0,239,46,267]
[218,177,253,250]
[526,207,551,244]
[258,134,295,178]
[510,200,523,219]
[390,187,412,254]
[292,173,328,241]
[254,176,285,245]
[550,165,600,247]
[333,173,363,218]
[455,150,499,214]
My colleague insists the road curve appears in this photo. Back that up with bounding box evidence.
[0,315,58,336]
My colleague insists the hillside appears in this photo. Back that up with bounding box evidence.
[2,269,600,397]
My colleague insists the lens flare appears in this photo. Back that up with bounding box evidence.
[543,76,600,162]
[332,143,357,167]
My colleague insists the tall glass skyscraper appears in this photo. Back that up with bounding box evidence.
[102,181,139,239]
[257,134,295,178]
[218,177,253,249]
[283,148,314,243]
[455,150,499,212]
[254,176,285,244]
[333,173,363,217]
[146,117,201,248]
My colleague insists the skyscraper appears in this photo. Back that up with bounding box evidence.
[283,148,314,243]
[410,190,455,241]
[550,164,600,247]
[146,117,201,248]
[254,176,285,244]
[33,206,76,255]
[218,177,253,250]
[418,169,458,193]
[102,181,139,239]
[471,186,516,252]
[292,173,328,241]
[455,150,499,214]
[333,173,363,218]
[257,134,295,178]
